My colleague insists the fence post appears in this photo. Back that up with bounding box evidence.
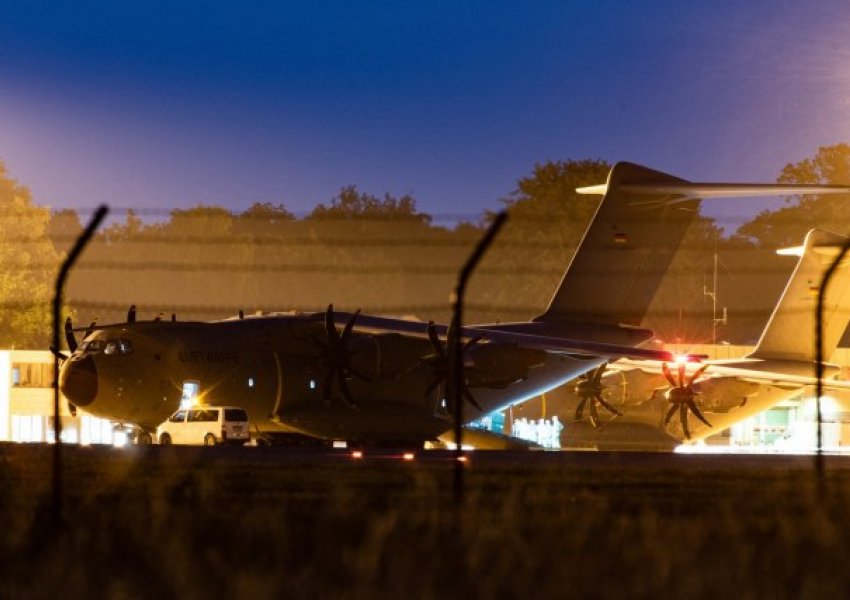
[450,211,508,503]
[814,237,850,495]
[52,205,108,525]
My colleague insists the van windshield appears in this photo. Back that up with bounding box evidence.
[224,409,248,422]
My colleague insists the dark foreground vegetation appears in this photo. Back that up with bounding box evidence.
[2,443,850,599]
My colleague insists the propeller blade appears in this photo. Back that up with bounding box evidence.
[461,336,482,353]
[575,398,587,421]
[426,321,441,352]
[462,386,483,411]
[677,361,685,387]
[680,405,691,439]
[687,364,710,386]
[348,368,372,383]
[664,403,678,425]
[325,304,340,344]
[589,398,599,428]
[49,346,69,362]
[336,371,358,410]
[340,309,360,346]
[686,398,712,428]
[127,304,136,323]
[64,317,78,353]
[595,394,622,417]
[84,319,97,340]
[591,363,608,385]
[661,362,677,388]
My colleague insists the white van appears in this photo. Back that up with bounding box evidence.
[156,406,250,446]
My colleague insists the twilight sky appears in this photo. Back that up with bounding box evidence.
[1,0,849,227]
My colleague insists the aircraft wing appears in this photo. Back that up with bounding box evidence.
[612,357,850,390]
[708,367,850,391]
[339,313,682,362]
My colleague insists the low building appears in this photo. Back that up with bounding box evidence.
[0,350,115,444]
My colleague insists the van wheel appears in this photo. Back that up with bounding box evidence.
[204,433,217,446]
[137,432,152,445]
[159,433,172,445]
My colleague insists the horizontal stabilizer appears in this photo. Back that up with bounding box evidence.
[577,182,850,199]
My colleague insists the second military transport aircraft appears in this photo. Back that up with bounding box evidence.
[514,228,850,450]
[57,162,850,446]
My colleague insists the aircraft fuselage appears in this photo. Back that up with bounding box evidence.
[60,312,609,443]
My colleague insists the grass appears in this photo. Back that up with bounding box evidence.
[1,444,850,599]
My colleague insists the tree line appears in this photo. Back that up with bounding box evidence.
[2,144,849,349]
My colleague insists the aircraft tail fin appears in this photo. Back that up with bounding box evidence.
[535,162,700,327]
[748,229,850,363]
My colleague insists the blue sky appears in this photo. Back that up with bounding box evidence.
[1,1,849,227]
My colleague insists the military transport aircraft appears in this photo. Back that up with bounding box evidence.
[57,162,850,446]
[516,228,850,450]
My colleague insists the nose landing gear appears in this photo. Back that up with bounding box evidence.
[112,424,154,445]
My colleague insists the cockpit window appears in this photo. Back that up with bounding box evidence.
[85,340,104,353]
[80,338,134,355]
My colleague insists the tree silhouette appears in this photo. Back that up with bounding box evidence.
[0,161,61,346]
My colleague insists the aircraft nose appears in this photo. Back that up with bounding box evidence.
[59,355,98,407]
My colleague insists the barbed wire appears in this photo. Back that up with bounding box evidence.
[0,297,814,319]
[12,298,812,320]
[8,234,824,250]
[1,234,588,249]
[40,205,844,226]
[51,206,492,222]
[3,260,805,276]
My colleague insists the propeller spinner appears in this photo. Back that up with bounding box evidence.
[421,320,485,414]
[661,362,712,439]
[314,304,370,410]
[574,363,621,427]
